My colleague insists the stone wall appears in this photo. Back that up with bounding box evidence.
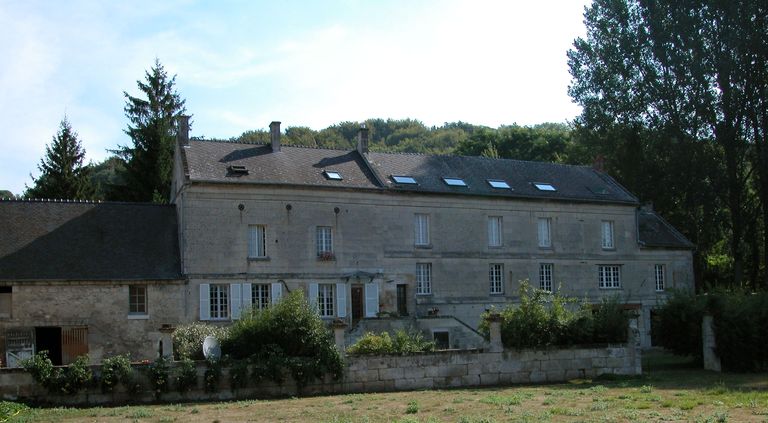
[0,343,641,406]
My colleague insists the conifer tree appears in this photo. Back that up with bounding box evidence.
[25,117,93,200]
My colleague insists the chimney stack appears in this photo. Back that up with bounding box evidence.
[177,115,190,146]
[357,124,369,154]
[270,121,281,152]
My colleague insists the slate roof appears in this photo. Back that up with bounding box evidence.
[0,200,182,281]
[181,140,638,204]
[637,209,695,250]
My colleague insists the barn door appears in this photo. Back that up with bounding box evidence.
[61,327,88,365]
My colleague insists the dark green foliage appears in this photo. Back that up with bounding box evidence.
[111,59,186,202]
[99,354,132,393]
[21,352,93,394]
[454,123,575,163]
[653,290,705,360]
[479,281,629,349]
[172,322,230,360]
[25,117,93,200]
[229,359,249,391]
[203,358,222,393]
[0,401,28,420]
[147,357,170,398]
[709,291,768,371]
[0,190,16,199]
[347,329,435,355]
[221,290,343,387]
[174,358,197,394]
[88,157,125,201]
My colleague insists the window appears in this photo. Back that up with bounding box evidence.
[601,220,615,249]
[487,179,511,189]
[655,264,665,291]
[318,284,335,317]
[392,175,417,184]
[442,177,467,187]
[252,283,271,310]
[414,214,430,246]
[248,225,267,258]
[416,263,432,295]
[488,216,502,247]
[0,286,11,319]
[539,263,553,291]
[433,330,450,349]
[323,170,342,180]
[129,285,147,315]
[316,226,333,257]
[210,284,229,319]
[533,182,556,191]
[598,265,621,289]
[489,264,504,294]
[537,217,551,248]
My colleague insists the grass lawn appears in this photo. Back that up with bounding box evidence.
[5,352,768,422]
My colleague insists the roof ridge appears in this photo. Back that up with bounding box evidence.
[193,138,355,153]
[0,198,175,207]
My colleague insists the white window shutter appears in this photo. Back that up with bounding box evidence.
[199,284,210,321]
[271,283,283,304]
[243,283,253,310]
[231,283,242,320]
[309,283,319,310]
[365,282,379,318]
[336,283,347,318]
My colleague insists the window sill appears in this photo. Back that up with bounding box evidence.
[127,314,150,320]
[601,248,616,251]
[488,245,503,249]
[316,257,337,262]
[538,246,553,250]
[414,244,433,249]
[489,293,505,296]
[248,256,271,262]
[598,287,622,290]
[416,293,433,296]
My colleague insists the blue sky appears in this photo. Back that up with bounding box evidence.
[0,0,590,195]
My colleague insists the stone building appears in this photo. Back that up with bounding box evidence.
[171,119,694,349]
[0,201,183,365]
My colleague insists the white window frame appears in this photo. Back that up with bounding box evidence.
[128,285,148,317]
[248,224,267,258]
[489,264,504,295]
[414,213,430,246]
[539,263,553,292]
[601,220,615,249]
[598,265,621,289]
[209,284,230,320]
[537,217,552,248]
[316,226,333,256]
[252,283,271,310]
[654,264,665,291]
[488,216,502,247]
[416,263,432,295]
[318,283,335,317]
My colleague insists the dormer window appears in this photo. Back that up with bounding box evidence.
[442,177,467,187]
[392,175,417,184]
[323,170,343,180]
[533,182,556,191]
[487,179,511,189]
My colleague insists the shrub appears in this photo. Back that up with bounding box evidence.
[147,357,170,398]
[175,358,197,394]
[347,328,435,354]
[347,332,394,354]
[100,354,132,393]
[204,358,222,393]
[709,291,768,371]
[653,289,705,360]
[221,290,343,387]
[173,322,230,360]
[229,359,249,390]
[21,352,93,394]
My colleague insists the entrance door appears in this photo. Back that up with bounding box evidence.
[397,284,408,316]
[34,327,62,365]
[351,285,364,322]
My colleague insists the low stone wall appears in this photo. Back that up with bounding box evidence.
[0,343,641,406]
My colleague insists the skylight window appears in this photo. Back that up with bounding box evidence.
[487,179,511,189]
[442,177,467,187]
[533,182,556,191]
[323,170,342,180]
[227,165,249,175]
[392,175,417,184]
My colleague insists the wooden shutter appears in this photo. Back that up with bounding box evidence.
[271,283,283,304]
[199,284,210,320]
[336,283,347,318]
[243,283,253,311]
[62,327,88,365]
[365,282,379,317]
[231,283,242,320]
[309,283,318,310]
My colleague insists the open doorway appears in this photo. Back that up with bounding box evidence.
[351,285,364,322]
[35,327,62,365]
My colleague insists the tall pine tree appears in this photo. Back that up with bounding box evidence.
[111,59,186,202]
[25,117,93,200]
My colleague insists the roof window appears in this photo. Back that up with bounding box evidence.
[392,175,417,184]
[442,177,467,187]
[588,186,610,195]
[487,179,511,189]
[323,170,343,180]
[227,165,249,175]
[533,182,556,191]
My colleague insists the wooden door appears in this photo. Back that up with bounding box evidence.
[61,327,88,365]
[351,285,363,321]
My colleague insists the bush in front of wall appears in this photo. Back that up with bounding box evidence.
[147,357,170,399]
[172,322,230,360]
[229,359,249,391]
[175,358,197,394]
[100,354,132,393]
[347,328,435,355]
[653,289,705,361]
[204,358,222,393]
[21,352,93,395]
[709,290,768,371]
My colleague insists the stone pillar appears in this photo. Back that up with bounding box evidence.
[627,317,642,375]
[158,325,176,360]
[702,315,721,372]
[486,313,503,353]
[332,319,348,353]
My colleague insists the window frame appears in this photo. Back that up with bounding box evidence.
[654,264,665,292]
[317,283,335,317]
[128,285,148,317]
[416,263,432,295]
[537,217,552,248]
[248,224,267,259]
[533,182,556,191]
[209,284,230,320]
[488,216,503,247]
[539,263,553,292]
[323,170,342,180]
[442,177,468,187]
[598,265,622,289]
[489,263,504,295]
[392,175,417,184]
[316,226,334,257]
[252,283,271,310]
[414,213,430,247]
[487,179,511,189]
[601,220,615,250]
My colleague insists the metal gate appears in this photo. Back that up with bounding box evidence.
[5,328,34,368]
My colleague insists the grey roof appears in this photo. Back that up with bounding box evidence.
[0,200,182,281]
[182,140,638,204]
[637,209,694,249]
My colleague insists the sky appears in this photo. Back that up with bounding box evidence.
[0,0,590,195]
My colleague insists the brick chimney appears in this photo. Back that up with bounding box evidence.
[177,115,190,146]
[357,124,369,154]
[270,121,281,152]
